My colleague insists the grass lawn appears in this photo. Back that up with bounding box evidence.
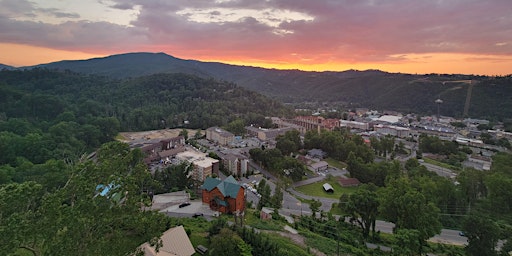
[325,157,347,169]
[330,203,345,215]
[295,176,358,199]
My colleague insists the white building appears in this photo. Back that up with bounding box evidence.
[339,120,369,130]
[176,150,219,182]
[374,124,411,138]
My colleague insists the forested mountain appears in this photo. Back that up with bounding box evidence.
[31,52,512,120]
[0,68,292,167]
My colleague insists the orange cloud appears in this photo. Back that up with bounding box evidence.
[0,43,104,67]
[200,52,512,76]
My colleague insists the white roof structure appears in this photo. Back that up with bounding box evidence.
[322,183,334,192]
[375,115,402,124]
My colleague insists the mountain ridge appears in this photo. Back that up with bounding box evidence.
[15,52,512,120]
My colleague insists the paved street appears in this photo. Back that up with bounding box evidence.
[421,162,457,179]
[286,168,467,246]
[215,145,466,247]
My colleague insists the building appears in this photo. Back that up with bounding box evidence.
[374,124,411,138]
[206,127,235,146]
[219,153,249,177]
[245,126,295,141]
[374,115,403,124]
[139,136,186,164]
[271,117,307,134]
[322,183,334,193]
[201,176,245,214]
[176,150,219,182]
[310,161,329,172]
[464,154,492,171]
[260,207,274,220]
[290,116,339,132]
[339,120,369,130]
[138,225,195,256]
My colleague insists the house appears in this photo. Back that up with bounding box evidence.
[310,161,328,172]
[201,176,245,214]
[138,225,195,256]
[206,127,234,146]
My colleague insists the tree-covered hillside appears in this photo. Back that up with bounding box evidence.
[34,52,512,120]
[0,69,292,166]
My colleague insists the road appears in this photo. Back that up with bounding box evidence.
[420,162,457,179]
[429,229,468,246]
[216,147,466,247]
[284,168,467,247]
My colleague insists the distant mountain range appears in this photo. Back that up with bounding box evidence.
[3,52,512,120]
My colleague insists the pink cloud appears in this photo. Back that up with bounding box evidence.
[0,0,511,67]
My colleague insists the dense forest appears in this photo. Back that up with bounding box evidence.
[0,69,292,166]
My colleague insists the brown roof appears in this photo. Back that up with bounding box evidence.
[140,225,195,256]
[339,178,361,187]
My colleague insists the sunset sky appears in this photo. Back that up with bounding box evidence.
[1,0,511,75]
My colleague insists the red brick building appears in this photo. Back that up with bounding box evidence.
[201,176,245,214]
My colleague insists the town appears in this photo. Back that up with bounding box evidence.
[121,107,511,255]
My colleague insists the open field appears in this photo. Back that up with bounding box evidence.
[295,176,359,199]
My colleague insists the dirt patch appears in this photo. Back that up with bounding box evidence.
[118,129,202,143]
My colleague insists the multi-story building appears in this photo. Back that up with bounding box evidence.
[245,126,295,141]
[272,116,339,134]
[206,127,235,146]
[271,117,306,134]
[219,153,249,177]
[176,150,219,182]
[139,136,186,164]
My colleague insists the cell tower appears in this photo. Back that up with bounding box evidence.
[435,98,443,122]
